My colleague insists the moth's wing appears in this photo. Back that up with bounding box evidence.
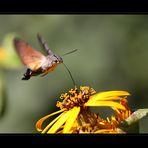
[14,38,46,71]
[37,33,53,55]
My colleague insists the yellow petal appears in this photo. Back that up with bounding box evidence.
[36,109,64,132]
[47,110,72,133]
[90,96,122,102]
[85,100,126,110]
[63,107,80,133]
[89,91,130,102]
[42,112,64,134]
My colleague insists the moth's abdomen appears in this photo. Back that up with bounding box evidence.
[22,69,33,80]
[41,64,58,75]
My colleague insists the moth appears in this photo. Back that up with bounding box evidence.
[13,34,63,80]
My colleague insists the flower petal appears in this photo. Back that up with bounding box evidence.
[36,109,65,132]
[47,110,72,133]
[42,112,65,133]
[89,91,130,102]
[63,107,80,133]
[85,100,126,110]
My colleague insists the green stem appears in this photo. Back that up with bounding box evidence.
[117,109,148,133]
[0,69,6,117]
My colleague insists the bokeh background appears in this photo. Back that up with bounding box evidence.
[0,15,147,133]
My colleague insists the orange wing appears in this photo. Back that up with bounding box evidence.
[14,38,46,71]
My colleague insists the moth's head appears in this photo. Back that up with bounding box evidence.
[50,54,63,64]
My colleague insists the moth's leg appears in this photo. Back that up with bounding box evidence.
[22,69,32,80]
[40,72,48,77]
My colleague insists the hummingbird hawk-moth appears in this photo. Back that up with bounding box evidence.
[13,34,63,80]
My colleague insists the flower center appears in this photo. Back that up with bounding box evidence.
[56,86,96,110]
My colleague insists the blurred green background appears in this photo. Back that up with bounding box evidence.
[0,15,147,133]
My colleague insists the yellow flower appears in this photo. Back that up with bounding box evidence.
[0,33,22,69]
[36,86,131,134]
[0,48,7,63]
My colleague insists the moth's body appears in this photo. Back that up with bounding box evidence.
[22,54,63,80]
[14,34,63,80]
[42,55,63,72]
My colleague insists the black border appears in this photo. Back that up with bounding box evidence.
[0,134,147,146]
[0,0,148,146]
[1,0,148,14]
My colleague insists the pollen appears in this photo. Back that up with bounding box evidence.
[56,86,96,110]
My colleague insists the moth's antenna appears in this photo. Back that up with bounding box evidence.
[62,63,76,88]
[62,49,78,57]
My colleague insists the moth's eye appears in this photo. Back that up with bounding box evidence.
[55,60,58,63]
